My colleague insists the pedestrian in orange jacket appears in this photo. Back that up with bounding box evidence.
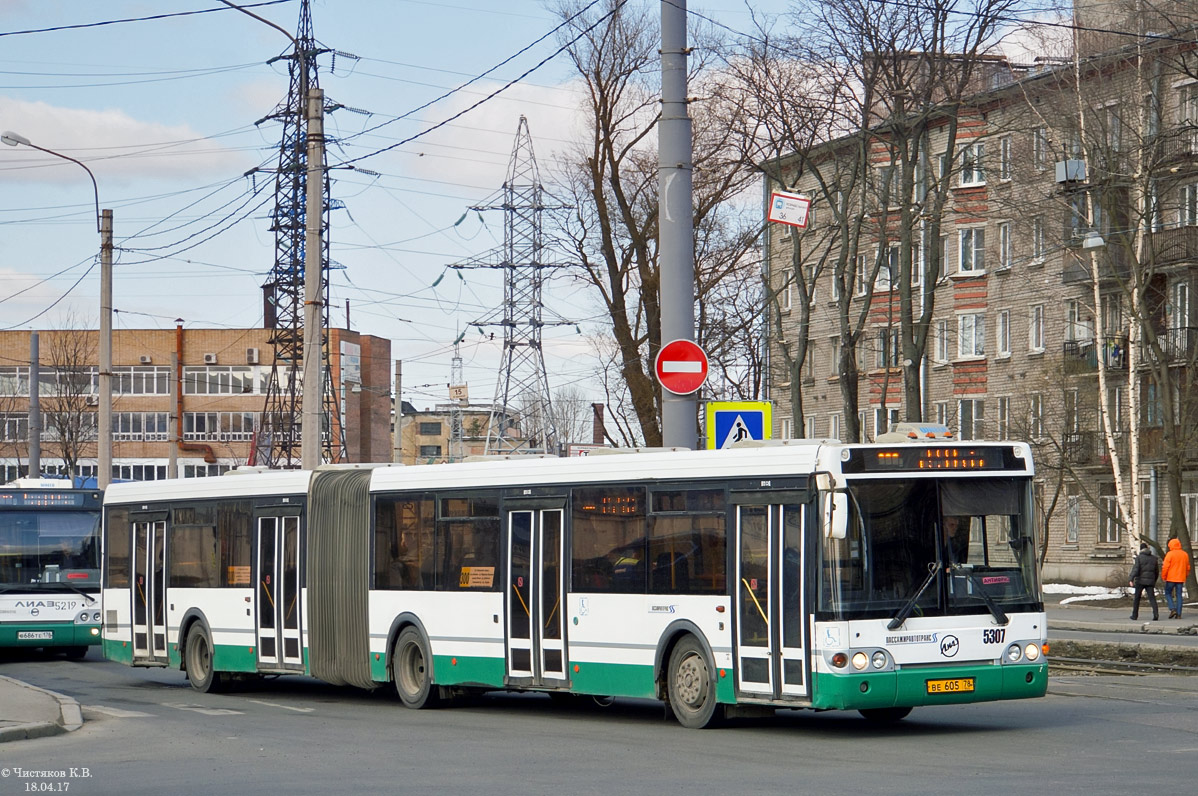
[1161,538,1192,619]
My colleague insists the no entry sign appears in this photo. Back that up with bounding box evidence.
[655,339,709,395]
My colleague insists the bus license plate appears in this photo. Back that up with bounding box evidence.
[18,631,54,640]
[926,677,974,694]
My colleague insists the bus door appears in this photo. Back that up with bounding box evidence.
[505,505,567,688]
[255,511,303,670]
[734,501,808,699]
[132,517,168,664]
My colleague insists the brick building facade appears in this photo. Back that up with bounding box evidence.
[0,325,392,480]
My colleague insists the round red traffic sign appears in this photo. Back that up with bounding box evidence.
[655,339,708,395]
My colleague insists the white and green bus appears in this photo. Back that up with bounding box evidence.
[101,440,1047,727]
[1,478,103,656]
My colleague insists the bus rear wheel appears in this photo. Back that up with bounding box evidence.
[667,636,723,729]
[393,627,439,709]
[859,706,912,723]
[185,624,224,693]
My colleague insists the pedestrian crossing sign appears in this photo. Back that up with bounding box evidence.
[705,401,772,450]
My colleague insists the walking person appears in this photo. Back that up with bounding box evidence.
[1161,538,1192,619]
[1128,543,1160,621]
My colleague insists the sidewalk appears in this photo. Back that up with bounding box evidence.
[0,600,1195,743]
[0,674,83,743]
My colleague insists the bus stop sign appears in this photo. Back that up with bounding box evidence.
[655,339,708,395]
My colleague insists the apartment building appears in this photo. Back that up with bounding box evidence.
[763,15,1198,582]
[0,325,392,480]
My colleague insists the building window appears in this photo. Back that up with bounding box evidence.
[958,313,985,358]
[959,227,985,273]
[1099,494,1122,544]
[113,366,171,395]
[418,422,442,436]
[997,396,1010,440]
[1029,305,1045,352]
[805,415,817,439]
[997,222,1011,270]
[1031,216,1045,262]
[1029,393,1044,439]
[959,142,985,186]
[1065,490,1080,544]
[876,327,900,369]
[935,319,949,363]
[184,366,258,395]
[874,407,899,437]
[0,413,29,442]
[1144,383,1163,427]
[854,254,868,296]
[829,413,842,440]
[999,135,1012,180]
[779,269,793,312]
[1182,184,1198,227]
[1065,299,1094,342]
[958,399,985,440]
[858,411,868,441]
[418,445,443,459]
[997,310,1011,357]
[1032,127,1049,170]
[935,401,951,427]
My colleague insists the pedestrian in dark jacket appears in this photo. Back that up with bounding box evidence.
[1129,543,1160,621]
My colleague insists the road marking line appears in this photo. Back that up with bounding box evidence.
[86,705,154,718]
[164,702,244,716]
[248,699,315,713]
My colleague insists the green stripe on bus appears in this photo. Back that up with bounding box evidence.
[1,623,100,647]
[568,661,657,699]
[431,654,506,688]
[213,642,263,673]
[103,639,134,664]
[811,662,1048,711]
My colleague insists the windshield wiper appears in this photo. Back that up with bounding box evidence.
[887,563,939,631]
[5,582,98,603]
[950,564,1009,626]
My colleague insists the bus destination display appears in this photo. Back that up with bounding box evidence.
[0,490,89,508]
[845,446,1023,473]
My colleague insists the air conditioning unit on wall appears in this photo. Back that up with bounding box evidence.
[203,353,218,365]
[139,355,152,364]
[85,395,99,406]
[246,347,260,365]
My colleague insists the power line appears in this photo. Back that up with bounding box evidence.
[0,0,294,39]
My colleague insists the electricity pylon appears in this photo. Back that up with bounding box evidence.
[450,116,571,456]
[254,0,345,467]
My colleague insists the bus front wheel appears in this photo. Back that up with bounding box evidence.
[667,636,723,729]
[393,627,439,709]
[185,624,223,693]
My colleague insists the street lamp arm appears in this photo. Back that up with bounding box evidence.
[216,0,296,46]
[2,131,100,233]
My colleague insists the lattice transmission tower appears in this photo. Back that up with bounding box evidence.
[255,0,345,467]
[450,116,571,456]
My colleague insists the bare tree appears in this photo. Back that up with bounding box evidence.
[554,0,761,446]
[41,324,97,480]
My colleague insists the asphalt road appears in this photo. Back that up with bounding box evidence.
[0,648,1192,795]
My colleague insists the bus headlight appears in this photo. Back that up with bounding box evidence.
[1024,643,1041,662]
[871,651,888,669]
[1005,643,1023,663]
[851,652,869,670]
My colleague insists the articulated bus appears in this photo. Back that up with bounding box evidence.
[0,479,103,656]
[100,440,1047,727]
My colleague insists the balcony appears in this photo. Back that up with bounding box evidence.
[1147,226,1198,267]
[1062,336,1126,373]
[1061,242,1132,284]
[1063,431,1094,465]
[1162,326,1198,362]
[1152,126,1198,173]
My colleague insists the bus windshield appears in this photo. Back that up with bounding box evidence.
[817,477,1041,621]
[0,510,101,591]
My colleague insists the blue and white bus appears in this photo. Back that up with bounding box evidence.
[101,440,1047,726]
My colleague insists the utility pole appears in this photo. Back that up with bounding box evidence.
[28,332,40,478]
[393,359,403,463]
[299,86,325,469]
[658,0,697,450]
[98,209,113,487]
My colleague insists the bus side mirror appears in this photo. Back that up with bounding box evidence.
[822,492,848,539]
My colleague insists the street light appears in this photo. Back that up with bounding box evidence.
[2,131,113,489]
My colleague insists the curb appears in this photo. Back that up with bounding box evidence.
[0,675,83,743]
